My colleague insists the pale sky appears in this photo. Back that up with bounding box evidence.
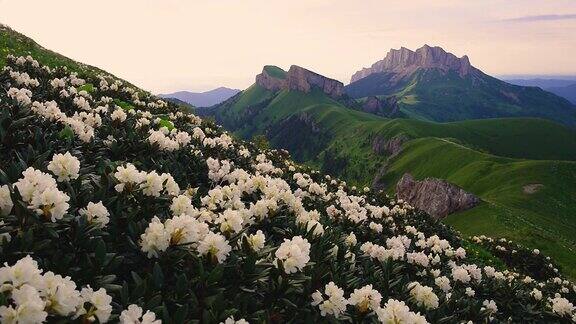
[1,0,575,93]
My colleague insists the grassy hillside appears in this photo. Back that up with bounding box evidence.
[263,65,287,79]
[345,69,576,127]
[215,85,576,161]
[377,118,576,161]
[0,24,131,86]
[380,138,576,278]
[211,85,576,278]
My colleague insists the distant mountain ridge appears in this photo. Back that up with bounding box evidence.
[505,78,576,104]
[548,83,576,104]
[160,87,240,107]
[345,45,576,127]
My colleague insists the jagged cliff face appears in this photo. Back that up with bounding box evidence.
[350,45,475,83]
[255,67,288,92]
[256,65,343,99]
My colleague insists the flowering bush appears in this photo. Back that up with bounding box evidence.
[0,55,575,323]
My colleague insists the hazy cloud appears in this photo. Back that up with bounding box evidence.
[504,14,576,22]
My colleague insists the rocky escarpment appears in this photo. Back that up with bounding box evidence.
[361,96,400,117]
[255,65,343,99]
[371,135,407,156]
[396,173,480,219]
[351,45,475,83]
[255,66,288,91]
[287,65,343,98]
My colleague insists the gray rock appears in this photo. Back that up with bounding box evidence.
[256,69,288,92]
[351,45,475,83]
[396,173,480,218]
[255,65,343,99]
[371,135,407,156]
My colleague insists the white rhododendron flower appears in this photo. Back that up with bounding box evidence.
[165,214,209,247]
[14,167,57,203]
[30,186,71,221]
[140,216,171,258]
[41,271,82,316]
[114,163,145,192]
[246,230,266,252]
[531,288,543,300]
[50,78,66,88]
[452,266,471,283]
[0,284,48,323]
[348,284,382,312]
[221,316,249,324]
[216,210,244,234]
[170,195,194,216]
[119,304,161,324]
[408,282,439,309]
[79,286,113,323]
[311,281,348,318]
[274,236,311,274]
[47,152,81,182]
[434,276,452,293]
[0,256,107,322]
[0,185,13,216]
[197,232,232,263]
[345,232,357,247]
[369,221,383,233]
[7,87,33,106]
[14,167,70,221]
[376,299,429,324]
[550,297,575,317]
[0,255,43,288]
[111,108,128,122]
[482,299,498,316]
[79,201,110,227]
[306,219,325,236]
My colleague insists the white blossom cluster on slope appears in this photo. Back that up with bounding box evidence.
[0,54,575,324]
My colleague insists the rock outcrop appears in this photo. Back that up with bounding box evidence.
[361,96,400,117]
[287,65,343,98]
[396,173,480,219]
[255,65,343,99]
[371,135,407,156]
[255,66,288,92]
[351,45,475,83]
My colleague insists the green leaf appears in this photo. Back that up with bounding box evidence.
[58,126,74,140]
[153,263,164,288]
[207,264,224,285]
[174,304,189,323]
[95,239,106,265]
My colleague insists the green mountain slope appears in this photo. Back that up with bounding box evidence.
[210,78,576,277]
[380,137,576,278]
[0,24,131,85]
[345,45,576,127]
[375,118,576,161]
[345,69,576,127]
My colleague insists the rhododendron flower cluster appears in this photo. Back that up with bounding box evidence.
[14,167,70,221]
[0,256,118,323]
[274,236,311,273]
[47,152,81,182]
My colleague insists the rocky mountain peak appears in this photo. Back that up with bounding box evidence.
[256,65,343,99]
[350,45,474,83]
